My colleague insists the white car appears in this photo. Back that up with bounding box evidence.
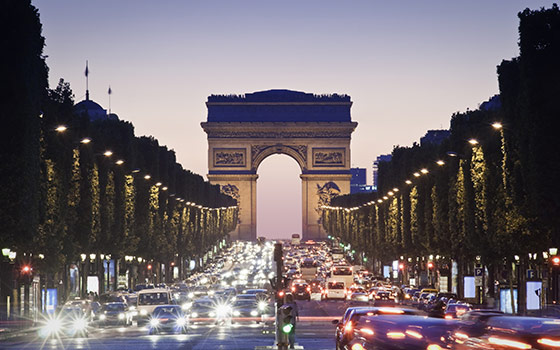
[324,281,346,300]
[136,288,172,324]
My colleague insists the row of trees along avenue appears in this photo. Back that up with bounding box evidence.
[0,0,238,317]
[322,5,560,314]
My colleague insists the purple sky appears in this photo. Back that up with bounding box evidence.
[33,0,554,239]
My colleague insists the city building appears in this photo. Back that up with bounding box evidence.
[372,155,392,191]
[350,168,373,193]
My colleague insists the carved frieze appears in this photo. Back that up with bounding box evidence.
[213,148,246,167]
[312,148,345,167]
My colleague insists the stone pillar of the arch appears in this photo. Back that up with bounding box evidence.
[300,173,351,241]
[207,174,258,241]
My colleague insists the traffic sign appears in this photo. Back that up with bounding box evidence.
[527,269,536,280]
[474,268,483,277]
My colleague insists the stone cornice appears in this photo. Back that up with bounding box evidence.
[201,121,358,139]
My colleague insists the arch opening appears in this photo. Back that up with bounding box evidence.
[256,154,302,240]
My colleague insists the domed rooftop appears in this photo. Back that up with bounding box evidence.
[74,91,112,121]
[74,99,104,111]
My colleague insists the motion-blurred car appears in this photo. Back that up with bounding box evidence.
[148,305,188,335]
[346,314,458,350]
[452,316,560,350]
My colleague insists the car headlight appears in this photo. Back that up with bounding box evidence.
[118,313,125,320]
[190,312,198,318]
[182,302,193,311]
[176,317,187,327]
[73,318,87,331]
[258,301,267,311]
[149,318,159,327]
[188,292,195,298]
[99,314,106,320]
[129,305,136,310]
[233,310,240,316]
[209,311,216,317]
[40,317,62,336]
[250,310,258,317]
[140,309,148,316]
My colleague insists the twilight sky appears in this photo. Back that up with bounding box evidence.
[33,0,553,239]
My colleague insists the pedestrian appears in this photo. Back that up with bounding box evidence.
[284,294,299,349]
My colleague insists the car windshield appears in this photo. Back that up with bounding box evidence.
[138,292,169,305]
[233,300,256,307]
[328,282,345,289]
[103,303,125,311]
[154,306,180,316]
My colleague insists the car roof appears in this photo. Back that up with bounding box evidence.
[138,288,169,294]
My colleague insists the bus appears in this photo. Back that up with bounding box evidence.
[331,247,344,261]
[291,233,301,246]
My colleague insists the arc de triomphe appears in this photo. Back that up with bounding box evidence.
[201,90,358,241]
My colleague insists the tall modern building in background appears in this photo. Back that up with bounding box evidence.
[350,167,373,193]
[372,155,392,191]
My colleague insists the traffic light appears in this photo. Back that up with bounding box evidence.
[21,265,31,273]
[279,305,294,334]
[147,264,152,270]
[427,261,434,269]
[551,256,560,266]
[398,263,405,270]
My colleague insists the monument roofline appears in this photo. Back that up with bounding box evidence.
[206,89,352,123]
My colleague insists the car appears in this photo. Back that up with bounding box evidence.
[324,281,346,300]
[452,316,560,350]
[231,299,262,322]
[148,305,188,335]
[39,306,89,338]
[136,288,172,324]
[349,292,369,303]
[333,306,421,350]
[372,290,396,306]
[96,302,132,326]
[346,314,458,350]
[444,303,472,319]
[291,282,311,301]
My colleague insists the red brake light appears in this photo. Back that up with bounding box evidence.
[351,344,365,350]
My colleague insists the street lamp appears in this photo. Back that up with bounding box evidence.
[103,150,113,157]
[405,180,412,185]
[436,160,445,166]
[115,159,124,165]
[55,125,67,133]
[420,168,429,174]
[492,122,503,129]
[2,248,10,257]
[80,137,92,144]
[144,174,151,180]
[468,139,479,145]
[413,172,420,177]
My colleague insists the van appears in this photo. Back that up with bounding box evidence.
[324,281,346,300]
[136,288,172,323]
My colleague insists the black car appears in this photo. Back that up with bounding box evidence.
[291,283,311,301]
[148,305,188,335]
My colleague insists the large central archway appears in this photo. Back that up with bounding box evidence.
[201,90,358,241]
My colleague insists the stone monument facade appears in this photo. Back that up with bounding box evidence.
[201,90,357,241]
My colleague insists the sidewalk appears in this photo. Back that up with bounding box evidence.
[0,320,35,341]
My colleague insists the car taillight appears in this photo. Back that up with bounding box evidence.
[444,315,453,319]
[344,322,353,333]
[386,331,406,340]
[291,287,296,292]
[306,287,311,292]
[360,328,374,336]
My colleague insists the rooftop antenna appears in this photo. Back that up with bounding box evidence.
[108,85,112,115]
[85,60,90,100]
